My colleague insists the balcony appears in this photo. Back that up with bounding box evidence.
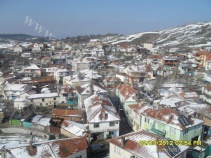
[151,127,166,137]
[68,97,78,106]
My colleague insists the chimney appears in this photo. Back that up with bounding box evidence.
[29,132,33,149]
[121,137,125,147]
[102,111,105,119]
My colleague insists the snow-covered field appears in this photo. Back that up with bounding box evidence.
[104,22,211,47]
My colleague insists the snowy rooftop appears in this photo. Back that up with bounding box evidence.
[24,64,40,70]
[3,137,88,158]
[159,97,184,108]
[62,120,85,137]
[33,118,51,126]
[84,94,119,123]
[27,93,58,99]
[77,83,107,95]
[14,98,27,102]
[0,134,46,151]
[4,84,28,91]
[162,83,185,88]
[108,130,189,158]
[126,65,146,72]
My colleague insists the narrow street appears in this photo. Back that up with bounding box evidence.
[119,106,133,135]
[109,95,133,135]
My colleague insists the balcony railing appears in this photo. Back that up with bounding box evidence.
[151,127,166,137]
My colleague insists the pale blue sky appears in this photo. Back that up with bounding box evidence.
[0,0,211,38]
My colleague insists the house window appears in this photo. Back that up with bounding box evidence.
[94,123,99,128]
[116,121,118,124]
[170,127,176,135]
[114,145,121,154]
[40,103,42,106]
[110,122,115,126]
[75,156,82,158]
[183,129,188,135]
[54,98,56,100]
[145,118,149,124]
[42,98,45,102]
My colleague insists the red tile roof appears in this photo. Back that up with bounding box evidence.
[32,76,56,83]
[148,54,163,59]
[52,109,83,116]
[145,65,153,72]
[4,137,88,158]
[196,51,211,55]
[204,84,211,91]
[108,130,188,158]
[116,84,136,97]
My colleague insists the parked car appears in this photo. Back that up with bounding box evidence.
[89,143,109,153]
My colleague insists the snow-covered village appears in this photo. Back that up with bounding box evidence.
[1,1,211,158]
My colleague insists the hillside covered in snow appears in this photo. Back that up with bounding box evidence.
[104,22,211,47]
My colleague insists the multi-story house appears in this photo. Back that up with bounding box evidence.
[147,54,163,65]
[163,55,183,67]
[178,61,197,76]
[54,69,69,84]
[91,47,104,56]
[58,85,78,106]
[3,84,32,100]
[202,84,211,104]
[52,55,66,64]
[72,57,97,72]
[108,130,189,158]
[139,108,203,141]
[116,84,137,110]
[116,84,140,128]
[128,103,152,131]
[195,50,211,67]
[63,75,91,87]
[31,43,43,52]
[23,64,41,77]
[84,94,120,140]
[75,83,108,110]
[144,42,153,49]
[27,93,59,108]
[124,65,153,86]
[14,97,28,109]
[42,65,59,76]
